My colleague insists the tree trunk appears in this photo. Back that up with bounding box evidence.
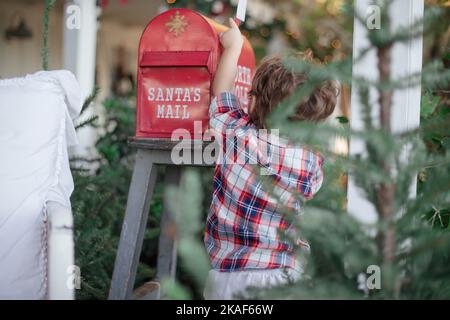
[376,44,396,265]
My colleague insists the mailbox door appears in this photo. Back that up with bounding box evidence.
[137,51,211,138]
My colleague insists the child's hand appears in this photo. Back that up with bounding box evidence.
[213,18,243,96]
[220,18,244,51]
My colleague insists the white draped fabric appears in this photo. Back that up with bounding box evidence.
[0,70,81,299]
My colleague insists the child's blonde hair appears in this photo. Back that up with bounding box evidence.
[248,50,339,129]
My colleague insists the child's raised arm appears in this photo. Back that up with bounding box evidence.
[212,18,244,97]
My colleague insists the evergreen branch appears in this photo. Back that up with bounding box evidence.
[399,112,450,140]
[69,156,102,163]
[352,45,376,66]
[420,158,450,170]
[384,7,445,47]
[42,0,56,70]
[75,115,99,130]
[91,192,115,219]
[283,51,444,95]
[350,0,394,34]
[81,87,100,116]
[351,61,450,94]
[421,60,450,90]
[359,85,375,131]
[70,166,90,173]
[395,233,450,262]
[352,3,443,49]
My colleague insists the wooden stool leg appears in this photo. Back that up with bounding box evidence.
[109,149,158,300]
[156,166,182,282]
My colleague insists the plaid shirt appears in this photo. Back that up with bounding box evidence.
[204,92,324,272]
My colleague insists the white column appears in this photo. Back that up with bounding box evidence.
[347,0,424,224]
[47,202,75,300]
[63,0,98,158]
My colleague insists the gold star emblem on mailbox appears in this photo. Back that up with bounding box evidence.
[165,11,188,37]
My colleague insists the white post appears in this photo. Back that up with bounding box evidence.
[63,0,98,158]
[347,0,424,224]
[47,202,75,300]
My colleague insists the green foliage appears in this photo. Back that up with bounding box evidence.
[66,0,449,300]
[162,169,211,299]
[42,0,56,71]
[419,89,450,232]
[256,2,450,299]
[170,0,352,61]
[166,0,450,300]
[71,95,163,299]
[420,90,450,154]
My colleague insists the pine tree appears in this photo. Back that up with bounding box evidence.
[70,94,164,299]
[166,1,450,299]
[40,0,449,299]
[251,1,450,299]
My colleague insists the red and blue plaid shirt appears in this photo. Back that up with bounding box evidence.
[204,92,324,272]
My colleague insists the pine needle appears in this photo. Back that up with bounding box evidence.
[75,115,99,130]
[81,87,100,116]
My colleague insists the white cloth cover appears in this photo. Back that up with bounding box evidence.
[0,70,82,299]
[203,268,301,300]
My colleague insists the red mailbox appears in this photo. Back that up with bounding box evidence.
[135,8,255,139]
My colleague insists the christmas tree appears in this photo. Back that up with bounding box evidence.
[40,0,161,299]
[165,0,450,299]
[40,0,449,299]
[251,1,450,299]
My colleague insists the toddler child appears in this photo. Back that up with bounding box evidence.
[204,18,338,300]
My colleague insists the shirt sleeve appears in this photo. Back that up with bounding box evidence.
[209,92,324,200]
[267,147,324,201]
[209,92,249,135]
[297,150,324,199]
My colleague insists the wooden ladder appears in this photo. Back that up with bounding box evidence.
[108,138,211,300]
